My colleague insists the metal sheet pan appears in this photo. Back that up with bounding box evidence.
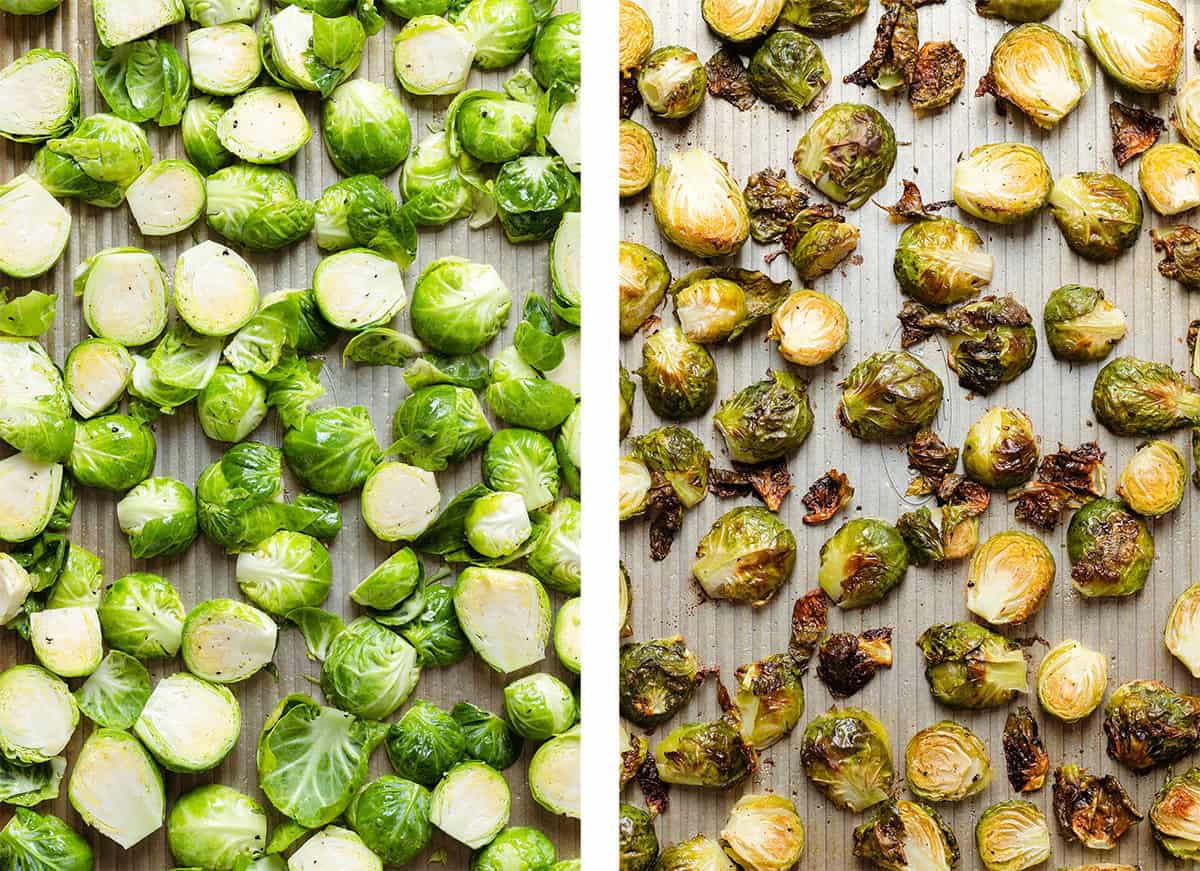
[620,1,1200,867]
[0,2,580,866]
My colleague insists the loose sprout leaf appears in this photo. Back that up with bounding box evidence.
[743,169,808,243]
[704,47,757,111]
[267,820,310,854]
[0,290,56,337]
[286,607,346,661]
[878,180,955,223]
[0,755,65,807]
[342,328,424,367]
[265,357,325,431]
[402,352,490,390]
[801,469,854,524]
[1003,706,1049,792]
[844,0,918,91]
[73,650,151,729]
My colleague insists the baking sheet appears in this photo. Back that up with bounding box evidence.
[620,2,1200,867]
[0,2,580,867]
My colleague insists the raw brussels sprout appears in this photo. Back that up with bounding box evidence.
[312,249,407,331]
[554,597,581,674]
[637,329,717,420]
[713,370,812,463]
[97,572,184,661]
[748,30,829,111]
[1048,172,1142,261]
[893,218,992,306]
[620,803,659,871]
[619,120,656,198]
[905,721,991,802]
[173,240,259,337]
[837,351,943,440]
[652,148,750,258]
[392,15,475,97]
[486,376,575,431]
[262,5,364,96]
[181,598,276,684]
[720,793,804,870]
[530,11,580,87]
[494,155,579,243]
[1117,439,1187,516]
[657,836,736,870]
[978,24,1090,128]
[793,103,896,208]
[637,47,706,119]
[0,809,92,871]
[67,728,164,848]
[69,413,156,492]
[962,407,1038,489]
[345,776,431,865]
[655,717,754,789]
[670,267,790,345]
[527,497,581,594]
[282,405,382,496]
[1067,497,1153,597]
[315,175,415,262]
[135,672,240,772]
[854,801,959,871]
[1139,143,1200,215]
[455,0,536,69]
[391,385,491,472]
[1105,679,1200,771]
[1036,639,1107,723]
[187,23,260,96]
[430,760,511,848]
[0,664,77,763]
[289,826,381,870]
[503,672,576,740]
[529,725,580,817]
[482,428,560,511]
[125,160,205,238]
[782,205,860,281]
[73,649,150,729]
[73,248,169,348]
[400,131,491,227]
[619,635,699,728]
[1093,356,1200,434]
[322,79,410,177]
[205,164,315,252]
[322,618,420,720]
[452,701,523,771]
[620,0,654,72]
[818,518,908,608]
[410,257,511,354]
[358,461,439,544]
[0,175,70,279]
[693,507,796,607]
[29,113,151,207]
[464,491,532,558]
[0,453,62,543]
[0,0,65,10]
[975,0,1060,19]
[1043,285,1126,362]
[1151,767,1200,859]
[196,366,267,443]
[182,96,234,174]
[952,143,1052,224]
[351,547,420,611]
[236,530,333,616]
[92,0,184,46]
[975,800,1050,871]
[965,530,1053,626]
[167,784,267,870]
[454,567,550,673]
[29,606,101,677]
[474,826,557,871]
[769,289,848,366]
[801,707,893,812]
[446,89,536,164]
[1079,0,1182,93]
[735,654,804,748]
[619,242,671,337]
[1002,707,1048,793]
[0,49,79,144]
[917,621,1028,709]
[1167,582,1200,677]
[93,38,189,127]
[0,337,73,464]
[702,0,784,43]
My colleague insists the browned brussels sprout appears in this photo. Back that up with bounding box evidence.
[734,653,804,748]
[1151,767,1200,860]
[619,802,659,871]
[1002,707,1048,795]
[778,0,869,35]
[769,289,849,367]
[903,297,1037,395]
[905,721,992,803]
[975,0,1061,21]
[1043,285,1126,362]
[1103,679,1200,772]
[966,530,1054,626]
[1110,100,1164,166]
[817,628,892,698]
[844,0,918,92]
[975,800,1051,871]
[618,636,700,728]
[1036,640,1107,723]
[637,328,718,421]
[1010,441,1107,532]
[1079,0,1183,95]
[782,205,860,282]
[801,469,853,525]
[638,47,706,119]
[705,47,757,112]
[793,103,897,209]
[1052,764,1142,849]
[917,621,1027,709]
[1141,143,1200,215]
[743,168,808,243]
[747,30,830,111]
[1048,172,1142,261]
[1117,439,1187,517]
[701,0,785,44]
[652,149,750,258]
[619,366,635,440]
[893,218,992,307]
[720,793,805,870]
[909,41,966,113]
[818,518,909,609]
[952,143,1053,223]
[1067,497,1153,598]
[692,506,797,606]
[1167,582,1200,677]
[853,800,959,871]
[837,351,943,441]
[1153,225,1200,288]
[670,267,791,344]
[619,455,651,521]
[975,24,1090,129]
[630,426,711,509]
[801,706,894,812]
[789,588,828,667]
[896,507,945,566]
[619,0,654,75]
[962,407,1038,489]
[655,714,755,788]
[619,120,655,199]
[713,370,813,464]
[657,835,736,870]
[619,241,670,337]
[1093,356,1200,435]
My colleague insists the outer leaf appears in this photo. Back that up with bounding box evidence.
[73,650,152,729]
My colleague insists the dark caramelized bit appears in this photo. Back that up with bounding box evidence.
[648,480,683,561]
[705,48,756,111]
[844,0,918,92]
[1152,227,1200,289]
[801,469,854,524]
[634,754,670,816]
[1011,442,1106,531]
[747,461,793,511]
[1110,101,1164,167]
[709,467,754,500]
[788,588,828,669]
[620,75,642,119]
[621,732,648,789]
[1003,706,1049,793]
[879,180,955,224]
[744,169,809,243]
[1052,765,1142,849]
[905,429,959,496]
[897,301,939,348]
[909,42,965,112]
[817,628,893,698]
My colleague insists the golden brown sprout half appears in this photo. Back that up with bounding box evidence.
[905,721,992,803]
[619,0,654,73]
[618,241,671,336]
[1052,764,1142,850]
[1166,582,1200,677]
[1078,0,1183,94]
[719,793,804,871]
[1036,639,1108,723]
[953,143,1052,225]
[1151,767,1200,861]
[975,800,1051,871]
[702,0,786,44]
[976,23,1090,128]
[965,531,1054,626]
[1140,144,1200,216]
[1117,439,1188,517]
[651,149,750,258]
[619,120,656,199]
[768,289,849,367]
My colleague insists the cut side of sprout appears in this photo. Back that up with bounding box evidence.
[65,339,134,419]
[0,174,71,279]
[0,50,79,143]
[68,728,165,849]
[554,596,582,674]
[393,16,477,96]
[313,249,407,331]
[267,5,320,92]
[125,160,206,237]
[181,598,278,684]
[544,330,581,397]
[30,607,103,678]
[430,761,512,848]
[0,554,31,624]
[528,726,581,817]
[0,453,62,543]
[173,240,260,336]
[217,87,312,164]
[550,211,581,314]
[453,567,551,673]
[75,248,169,346]
[134,672,241,773]
[0,665,78,763]
[92,0,186,48]
[360,461,440,542]
[548,100,581,173]
[187,23,261,95]
[288,826,383,871]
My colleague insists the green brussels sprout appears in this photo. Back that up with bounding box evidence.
[713,370,813,464]
[527,497,580,594]
[554,597,581,674]
[167,784,267,870]
[116,476,198,560]
[179,598,276,686]
[446,89,536,164]
[721,795,805,869]
[29,113,151,207]
[619,120,656,198]
[557,404,582,496]
[72,248,170,348]
[769,289,848,367]
[0,338,74,462]
[747,30,829,111]
[393,15,475,96]
[98,572,184,659]
[638,46,706,119]
[962,407,1038,489]
[0,664,77,764]
[530,11,580,86]
[473,826,557,871]
[0,453,62,543]
[359,461,439,544]
[262,5,364,96]
[400,131,491,227]
[494,155,579,243]
[854,801,959,871]
[236,530,333,616]
[289,826,380,870]
[315,176,415,266]
[345,776,431,865]
[391,385,492,472]
[322,617,420,720]
[966,530,1054,626]
[550,211,581,325]
[1117,439,1187,516]
[630,426,711,509]
[1093,356,1200,434]
[187,22,260,97]
[917,622,1028,709]
[620,0,655,72]
[893,218,992,306]
[1043,285,1126,362]
[1153,225,1200,289]
[205,164,314,251]
[1079,0,1182,94]
[974,0,1060,19]
[656,717,754,788]
[411,257,511,354]
[637,328,718,421]
[1066,497,1153,597]
[482,429,560,510]
[905,721,992,802]
[793,103,896,208]
[818,518,908,608]
[93,38,189,127]
[1104,679,1200,772]
[0,175,71,280]
[68,413,156,492]
[952,143,1052,223]
[651,148,751,258]
[454,567,551,674]
[125,159,205,238]
[975,800,1050,871]
[452,701,523,770]
[320,79,411,177]
[782,206,860,281]
[701,0,784,43]
[693,506,797,606]
[1049,172,1142,261]
[214,86,312,164]
[464,491,532,559]
[1176,76,1200,149]
[486,377,576,431]
[182,96,234,174]
[503,672,576,740]
[620,803,659,871]
[0,49,80,144]
[196,365,267,443]
[173,240,260,338]
[734,653,804,748]
[429,760,511,849]
[68,727,164,849]
[619,635,699,727]
[1167,582,1200,677]
[778,0,869,32]
[656,836,736,870]
[398,584,470,667]
[1036,640,1107,724]
[135,672,240,773]
[0,0,66,12]
[454,0,536,68]
[977,24,1090,128]
[92,0,184,46]
[282,406,382,496]
[801,707,893,811]
[837,351,943,440]
[1151,766,1200,859]
[0,809,93,871]
[1140,143,1200,215]
[528,725,580,818]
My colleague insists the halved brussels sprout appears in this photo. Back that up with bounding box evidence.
[527,497,581,594]
[619,242,670,336]
[620,803,659,871]
[135,672,240,772]
[399,131,490,228]
[917,621,1028,708]
[735,654,804,747]
[494,155,579,243]
[360,462,440,543]
[217,87,311,164]
[173,241,258,336]
[197,365,267,443]
[410,256,511,354]
[1139,143,1200,215]
[818,518,908,608]
[452,701,522,771]
[978,24,1090,128]
[312,249,406,331]
[182,96,233,174]
[1105,679,1200,771]
[838,351,943,440]
[0,49,79,144]
[619,456,651,521]
[638,328,717,420]
[181,598,276,684]
[619,120,656,198]
[550,212,581,326]
[768,289,848,367]
[748,29,829,111]
[782,205,859,281]
[345,776,432,865]
[289,826,382,870]
[0,664,77,763]
[0,554,31,623]
[393,15,476,96]
[620,0,654,72]
[236,530,332,617]
[0,174,70,279]
[1167,583,1200,677]
[0,453,62,543]
[529,725,580,818]
[963,407,1038,489]
[454,0,537,69]
[93,0,184,46]
[801,706,893,812]
[483,429,559,512]
[69,413,156,492]
[974,0,1060,19]
[670,267,789,345]
[283,405,382,496]
[263,5,364,95]
[910,41,966,113]
[0,0,66,11]
[391,385,491,471]
[975,800,1050,871]
[1151,767,1200,859]
[1036,639,1107,723]
[125,160,205,237]
[1117,438,1187,516]
[1002,707,1048,793]
[1094,355,1200,435]
[74,247,168,347]
[702,0,784,42]
[1049,172,1142,261]
[952,143,1052,224]
[30,113,151,207]
[720,793,804,870]
[0,336,73,464]
[530,10,580,86]
[631,425,711,510]
[206,163,316,252]
[693,506,797,607]
[474,827,558,870]
[793,103,896,208]
[1043,285,1126,362]
[1079,0,1182,93]
[446,89,536,164]
[453,567,550,673]
[1067,497,1153,597]
[1175,76,1200,148]
[894,218,992,307]
[504,673,576,740]
[465,490,532,558]
[655,714,754,789]
[966,531,1054,626]
[656,836,736,870]
[188,23,260,95]
[854,801,959,871]
[30,607,102,678]
[68,728,164,848]
[906,721,991,802]
[619,635,699,727]
[554,597,581,674]
[167,783,267,870]
[321,618,421,720]
[651,148,750,257]
[98,572,184,659]
[714,370,812,463]
[430,760,511,849]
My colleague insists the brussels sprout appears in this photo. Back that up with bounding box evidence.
[652,148,751,258]
[399,584,470,667]
[452,701,523,771]
[92,38,189,127]
[1002,707,1049,793]
[134,672,240,773]
[289,826,381,870]
[631,426,712,510]
[454,567,550,673]
[205,164,315,251]
[497,155,579,242]
[68,413,156,493]
[391,385,492,472]
[1175,76,1200,149]
[1139,143,1200,215]
[670,267,790,345]
[0,0,64,10]
[618,242,671,337]
[410,257,511,354]
[528,725,580,818]
[1048,171,1142,261]
[768,289,848,367]
[782,205,860,281]
[714,370,812,463]
[893,218,992,306]
[637,46,706,119]
[486,376,576,431]
[526,497,580,594]
[620,0,655,72]
[449,0,533,69]
[180,598,276,685]
[0,175,70,279]
[1105,679,1200,772]
[0,49,79,144]
[463,491,531,558]
[92,0,184,46]
[96,572,183,661]
[351,549,422,613]
[321,79,410,177]
[321,617,420,720]
[195,366,267,443]
[801,707,893,812]
[1167,582,1200,677]
[1093,355,1200,435]
[550,597,582,676]
[975,800,1050,871]
[355,463,439,545]
[905,721,991,803]
[344,776,431,865]
[952,143,1052,224]
[1153,226,1200,290]
[384,702,464,789]
[185,23,260,98]
[400,131,489,227]
[503,672,576,741]
[778,0,868,32]
[793,103,896,208]
[917,621,1028,708]
[429,761,511,849]
[236,530,333,616]
[908,41,966,112]
[1117,439,1187,516]
[315,175,413,262]
[72,649,149,731]
[122,160,207,240]
[282,405,382,496]
[961,407,1038,489]
[1066,497,1153,597]
[1035,639,1107,725]
[618,120,656,199]
[619,636,699,727]
[73,248,168,348]
[0,452,62,543]
[482,428,560,512]
[392,15,476,96]
[29,113,151,207]
[838,351,943,440]
[619,456,652,522]
[699,0,783,43]
[1040,284,1127,363]
[0,665,77,763]
[530,10,580,86]
[0,809,92,870]
[182,96,234,174]
[656,836,736,870]
[474,826,558,871]
[1151,767,1200,859]
[67,728,164,848]
[263,6,364,96]
[656,714,755,789]
[28,606,102,678]
[445,89,536,165]
[735,653,805,748]
[166,784,267,870]
[817,518,908,609]
[312,248,407,331]
[744,30,829,112]
[816,628,892,698]
[173,240,260,338]
[1079,0,1182,94]
[975,0,1060,19]
[635,329,716,420]
[692,506,797,607]
[717,794,803,870]
[965,530,1053,626]
[619,803,659,871]
[978,24,1090,128]
[854,801,959,871]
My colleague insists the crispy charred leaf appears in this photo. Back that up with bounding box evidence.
[817,628,893,698]
[706,48,757,111]
[909,42,965,112]
[1153,227,1200,289]
[708,462,793,511]
[635,754,670,816]
[709,467,753,500]
[620,75,642,119]
[879,180,954,224]
[648,479,683,561]
[938,473,990,514]
[1010,442,1106,531]
[896,507,944,565]
[1110,101,1164,167]
[622,731,649,788]
[802,469,854,524]
[1003,707,1049,793]
[897,302,940,348]
[1052,764,1143,849]
[789,588,829,668]
[1104,680,1200,772]
[1193,428,1200,488]
[744,169,809,243]
[845,0,919,92]
[906,429,959,496]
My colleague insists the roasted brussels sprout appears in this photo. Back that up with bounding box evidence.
[734,654,804,748]
[1002,707,1048,793]
[619,802,659,871]
[702,0,785,43]
[619,241,670,336]
[1117,439,1187,517]
[793,103,896,208]
[817,628,892,698]
[1173,75,1200,149]
[1051,764,1142,850]
[976,24,1090,128]
[1167,582,1200,677]
[652,149,750,258]
[1036,640,1107,723]
[893,218,992,307]
[922,296,1038,394]
[630,426,712,509]
[905,721,991,803]
[965,531,1054,626]
[778,0,868,34]
[817,518,908,609]
[619,636,699,728]
[975,0,1060,20]
[853,800,959,871]
[953,143,1052,224]
[693,507,796,606]
[1048,172,1142,261]
[619,120,655,199]
[619,0,654,73]
[909,41,966,113]
[801,707,893,812]
[721,793,804,870]
[782,205,860,281]
[1067,497,1153,598]
[1043,285,1126,362]
[637,329,717,421]
[769,289,848,367]
[670,267,790,344]
[1153,225,1200,288]
[838,351,943,441]
[655,716,754,788]
[713,371,812,464]
[917,622,1027,709]
[619,456,651,521]
[1093,356,1200,435]
[1140,143,1200,215]
[975,800,1051,871]
[1079,0,1182,94]
[638,47,706,119]
[743,168,808,243]
[962,407,1038,489]
[1151,767,1200,859]
[747,30,829,111]
[657,836,737,870]
[1104,679,1200,772]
